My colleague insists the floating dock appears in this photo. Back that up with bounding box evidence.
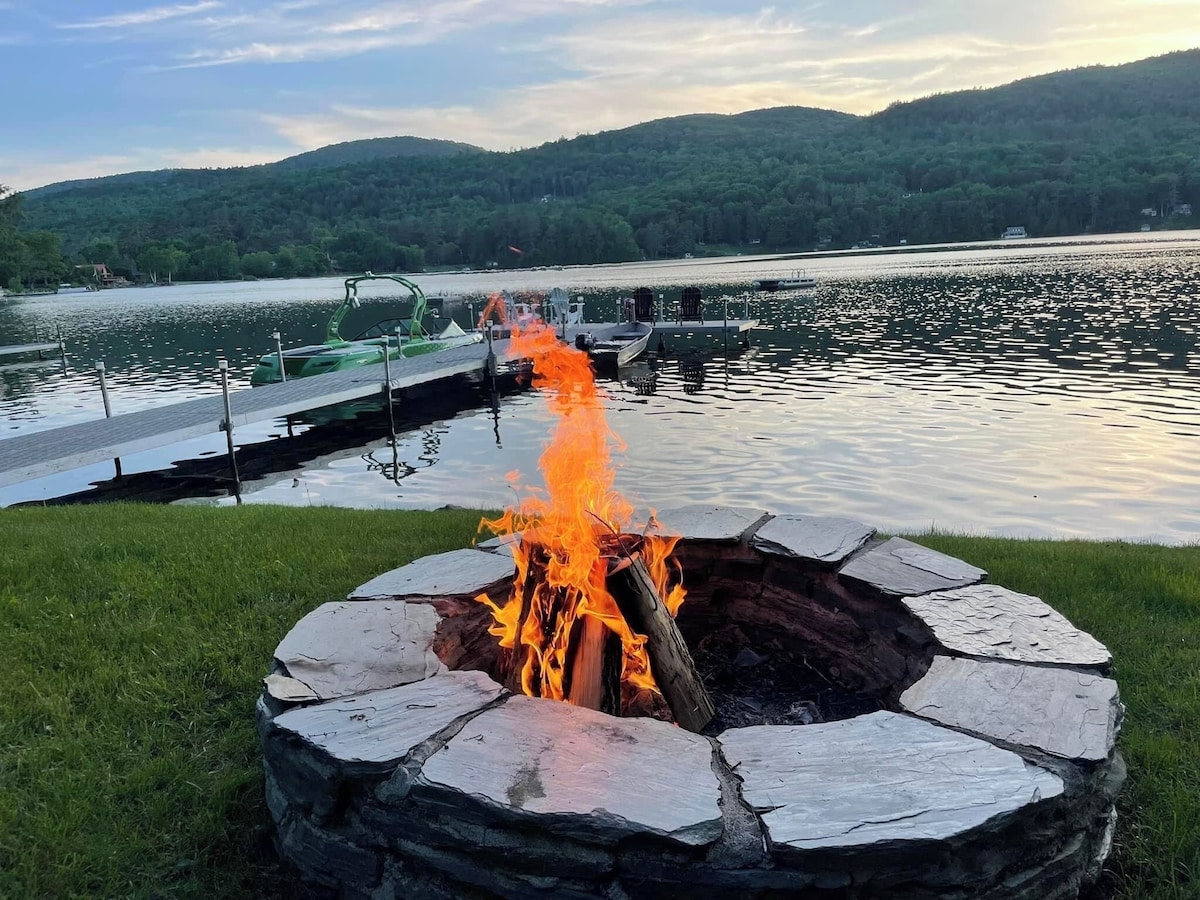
[0,318,760,491]
[0,341,517,490]
[0,340,63,358]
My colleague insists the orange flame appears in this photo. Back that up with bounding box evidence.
[476,292,509,331]
[475,318,684,703]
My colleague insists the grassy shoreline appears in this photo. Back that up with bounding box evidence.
[1,505,1196,898]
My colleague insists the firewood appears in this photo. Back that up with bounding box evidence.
[564,614,622,715]
[607,554,714,732]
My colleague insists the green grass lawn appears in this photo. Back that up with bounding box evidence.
[0,506,1195,899]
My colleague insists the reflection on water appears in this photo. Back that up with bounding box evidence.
[363,428,446,484]
[3,232,1200,543]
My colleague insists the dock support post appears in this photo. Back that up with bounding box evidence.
[218,359,242,504]
[95,361,122,479]
[485,325,498,392]
[57,325,66,364]
[272,332,286,382]
[382,337,397,440]
[723,298,729,351]
[744,295,750,320]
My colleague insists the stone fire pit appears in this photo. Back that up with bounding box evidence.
[257,506,1124,899]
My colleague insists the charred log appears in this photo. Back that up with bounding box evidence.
[608,553,715,732]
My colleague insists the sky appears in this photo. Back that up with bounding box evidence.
[2,0,1200,191]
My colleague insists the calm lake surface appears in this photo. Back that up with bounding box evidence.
[3,232,1200,544]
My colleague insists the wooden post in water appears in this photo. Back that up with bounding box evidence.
[272,332,286,382]
[485,323,497,393]
[218,359,242,503]
[94,361,122,479]
[381,336,396,440]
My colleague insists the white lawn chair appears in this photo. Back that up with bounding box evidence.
[545,286,585,329]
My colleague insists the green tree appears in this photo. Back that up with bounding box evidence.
[0,185,25,287]
[239,250,275,279]
[79,237,122,269]
[21,231,66,286]
[138,245,171,284]
[193,240,240,280]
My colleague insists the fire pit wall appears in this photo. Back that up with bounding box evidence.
[257,506,1125,900]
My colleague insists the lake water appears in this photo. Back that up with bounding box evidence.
[3,232,1200,544]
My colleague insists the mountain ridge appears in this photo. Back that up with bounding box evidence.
[8,48,1199,282]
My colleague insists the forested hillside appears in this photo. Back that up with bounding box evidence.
[269,136,483,173]
[5,49,1199,289]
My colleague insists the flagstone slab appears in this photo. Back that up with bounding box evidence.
[272,670,504,772]
[901,656,1121,762]
[752,515,876,565]
[416,695,723,846]
[273,600,445,700]
[650,504,770,542]
[902,584,1112,668]
[349,549,515,599]
[476,532,521,555]
[719,711,1062,851]
[838,537,986,596]
[264,672,319,703]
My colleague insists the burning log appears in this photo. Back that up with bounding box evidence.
[607,554,715,732]
[564,615,622,716]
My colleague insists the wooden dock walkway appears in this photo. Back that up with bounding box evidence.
[0,341,512,489]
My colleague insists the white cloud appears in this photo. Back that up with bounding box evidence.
[12,0,1200,185]
[254,2,1200,155]
[168,0,652,66]
[60,1,224,30]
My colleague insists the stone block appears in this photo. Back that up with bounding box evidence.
[902,584,1111,669]
[350,549,515,599]
[274,601,445,700]
[650,505,770,542]
[752,515,875,565]
[271,670,504,775]
[719,711,1062,851]
[264,672,320,703]
[278,813,383,890]
[900,656,1121,762]
[839,537,986,596]
[416,695,723,846]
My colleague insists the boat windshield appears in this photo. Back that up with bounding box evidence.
[352,317,430,340]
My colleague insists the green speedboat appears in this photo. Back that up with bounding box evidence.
[249,273,483,385]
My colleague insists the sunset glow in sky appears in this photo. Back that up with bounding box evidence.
[3,0,1200,189]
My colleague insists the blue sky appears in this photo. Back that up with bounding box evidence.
[3,0,1199,190]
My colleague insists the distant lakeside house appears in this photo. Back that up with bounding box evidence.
[77,263,132,288]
